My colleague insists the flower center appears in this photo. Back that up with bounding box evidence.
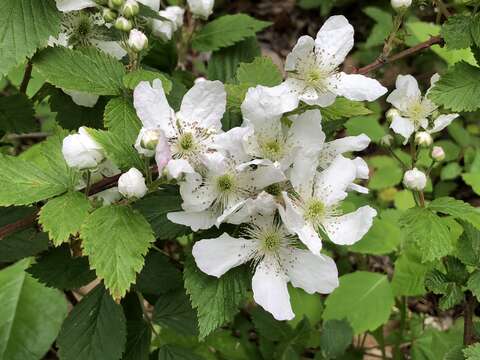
[216,174,235,193]
[179,132,195,151]
[304,199,326,223]
[265,183,282,196]
[260,138,284,161]
[260,231,282,252]
[65,13,96,47]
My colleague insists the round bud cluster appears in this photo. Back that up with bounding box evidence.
[118,168,148,199]
[403,168,427,191]
[103,0,139,25]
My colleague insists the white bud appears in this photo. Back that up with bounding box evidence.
[380,134,394,147]
[114,16,132,32]
[386,108,400,122]
[414,132,433,147]
[431,146,445,161]
[122,0,139,17]
[135,128,160,157]
[187,0,214,19]
[128,29,148,51]
[118,168,148,199]
[403,168,427,191]
[391,0,412,11]
[62,127,105,170]
[103,8,117,22]
[152,6,184,41]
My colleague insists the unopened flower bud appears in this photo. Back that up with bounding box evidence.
[187,0,214,19]
[403,168,427,191]
[103,8,117,22]
[128,29,148,51]
[114,16,132,32]
[109,0,124,8]
[122,0,139,17]
[431,146,445,162]
[414,132,433,147]
[380,134,394,147]
[391,0,412,11]
[142,129,160,150]
[62,127,105,170]
[386,108,400,122]
[118,168,148,199]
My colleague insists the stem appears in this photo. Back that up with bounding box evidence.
[377,326,387,360]
[136,291,159,336]
[386,147,408,170]
[433,0,451,18]
[464,291,477,346]
[19,60,33,94]
[418,191,425,207]
[85,170,92,197]
[144,157,152,186]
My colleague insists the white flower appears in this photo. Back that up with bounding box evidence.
[391,0,412,11]
[192,213,338,320]
[431,146,445,162]
[128,29,148,51]
[403,168,427,191]
[133,78,226,178]
[414,131,433,147]
[118,168,148,198]
[152,6,184,41]
[167,152,285,231]
[386,74,459,144]
[279,155,377,254]
[55,0,97,12]
[187,0,214,19]
[280,15,387,108]
[62,127,105,170]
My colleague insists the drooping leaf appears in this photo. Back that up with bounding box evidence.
[0,259,68,360]
[81,205,155,299]
[104,97,142,145]
[57,284,127,360]
[192,14,271,52]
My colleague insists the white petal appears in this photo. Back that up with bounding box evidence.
[138,0,160,10]
[179,173,216,212]
[288,154,318,195]
[212,126,252,163]
[252,260,294,321]
[386,74,421,112]
[347,183,369,194]
[314,155,357,206]
[178,80,226,131]
[219,192,276,225]
[166,159,195,179]
[192,233,255,277]
[353,157,369,179]
[285,250,339,294]
[323,206,377,245]
[248,164,286,190]
[429,114,459,133]
[315,15,354,69]
[285,35,315,72]
[301,88,337,107]
[166,210,217,231]
[55,0,96,12]
[390,114,414,144]
[319,134,370,169]
[287,109,325,155]
[92,40,127,60]
[63,90,99,108]
[329,73,387,101]
[133,80,176,137]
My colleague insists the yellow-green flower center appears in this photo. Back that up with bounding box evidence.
[261,139,284,161]
[260,231,282,252]
[304,199,326,223]
[179,132,195,151]
[216,174,235,193]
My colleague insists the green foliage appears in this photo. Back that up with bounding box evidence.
[319,320,354,359]
[123,69,172,93]
[348,216,401,255]
[104,97,142,145]
[39,191,92,246]
[0,0,61,75]
[184,258,249,339]
[136,252,183,296]
[323,272,394,334]
[0,94,36,133]
[464,343,480,359]
[122,293,151,360]
[34,47,126,96]
[0,259,67,360]
[367,156,403,190]
[392,251,430,296]
[363,7,393,48]
[428,197,480,230]
[153,290,199,336]
[192,14,271,52]
[158,344,203,360]
[236,57,282,86]
[321,98,372,122]
[441,15,474,50]
[57,284,127,360]
[81,205,155,299]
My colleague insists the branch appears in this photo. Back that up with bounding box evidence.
[19,60,33,94]
[464,291,477,346]
[353,36,444,75]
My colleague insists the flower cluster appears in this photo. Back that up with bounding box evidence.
[130,15,385,320]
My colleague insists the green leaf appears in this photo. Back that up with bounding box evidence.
[467,270,480,302]
[57,284,127,360]
[367,156,403,190]
[158,344,203,360]
[345,114,384,143]
[86,128,144,171]
[349,217,401,255]
[0,94,36,133]
[0,259,68,360]
[0,0,61,75]
[0,229,49,263]
[236,57,282,86]
[429,61,480,112]
[192,14,271,52]
[440,162,462,180]
[470,14,480,48]
[428,197,480,230]
[399,208,454,262]
[321,98,372,121]
[363,7,393,48]
[27,244,96,290]
[123,69,172,93]
[153,290,199,336]
[39,192,92,246]
[122,293,151,360]
[184,257,249,339]
[319,319,354,359]
[463,173,480,195]
[34,47,126,96]
[136,252,183,296]
[441,14,474,50]
[289,285,323,327]
[251,307,292,342]
[104,97,142,145]
[81,205,155,299]
[133,186,190,240]
[391,252,430,296]
[322,272,394,334]
[464,343,480,359]
[457,221,480,266]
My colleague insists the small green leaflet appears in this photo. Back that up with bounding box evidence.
[428,197,480,230]
[236,57,283,86]
[123,69,172,93]
[192,14,271,52]
[104,97,142,145]
[81,205,155,299]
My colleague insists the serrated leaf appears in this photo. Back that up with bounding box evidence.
[322,272,394,334]
[184,257,249,339]
[391,252,430,296]
[81,205,155,299]
[251,307,292,342]
[457,221,480,266]
[123,69,172,93]
[349,217,401,255]
[193,14,271,52]
[122,293,151,360]
[467,270,480,302]
[57,284,127,360]
[0,259,68,360]
[470,14,480,48]
[34,47,126,96]
[464,343,480,359]
[158,344,203,360]
[319,319,354,359]
[104,97,142,145]
[39,192,92,246]
[0,229,49,264]
[136,252,183,296]
[429,61,480,112]
[86,128,144,171]
[0,94,36,133]
[441,14,474,50]
[428,197,480,230]
[0,0,61,75]
[153,290,199,336]
[399,208,454,262]
[321,97,373,121]
[27,244,96,290]
[236,57,282,86]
